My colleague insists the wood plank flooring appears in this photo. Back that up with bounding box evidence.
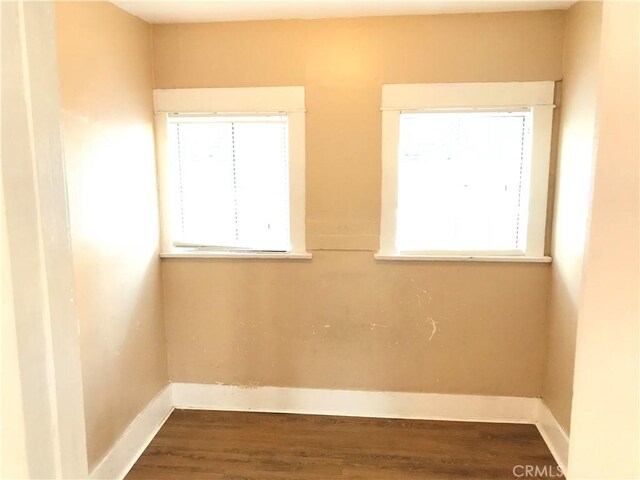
[126,410,563,479]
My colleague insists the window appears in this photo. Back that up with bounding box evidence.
[168,115,289,251]
[154,87,307,258]
[397,110,532,252]
[379,82,554,261]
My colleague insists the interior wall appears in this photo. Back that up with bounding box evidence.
[567,1,639,477]
[541,0,602,434]
[154,11,565,396]
[55,2,168,470]
[3,1,88,477]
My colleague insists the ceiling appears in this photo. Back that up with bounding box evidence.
[111,0,574,24]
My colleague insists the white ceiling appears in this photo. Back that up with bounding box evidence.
[111,0,574,24]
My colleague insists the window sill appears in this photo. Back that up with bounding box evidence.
[160,251,312,260]
[374,253,552,263]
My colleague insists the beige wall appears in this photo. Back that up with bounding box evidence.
[154,11,564,249]
[542,0,602,434]
[154,11,565,396]
[567,1,639,477]
[55,2,168,470]
[165,253,549,395]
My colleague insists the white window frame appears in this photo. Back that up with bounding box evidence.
[377,81,554,263]
[154,87,309,259]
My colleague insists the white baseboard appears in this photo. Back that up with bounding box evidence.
[89,384,173,480]
[171,382,539,424]
[89,382,568,480]
[535,400,569,474]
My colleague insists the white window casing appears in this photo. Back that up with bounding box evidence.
[378,81,554,262]
[154,87,308,259]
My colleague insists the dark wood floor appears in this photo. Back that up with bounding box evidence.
[126,410,562,479]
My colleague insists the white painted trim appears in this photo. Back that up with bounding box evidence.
[525,105,553,256]
[379,109,401,256]
[89,385,173,480]
[153,112,173,253]
[154,87,305,113]
[381,81,555,110]
[153,87,307,257]
[374,254,552,263]
[378,82,554,259]
[92,385,567,479]
[535,401,569,475]
[172,383,538,424]
[160,251,312,260]
[287,111,307,255]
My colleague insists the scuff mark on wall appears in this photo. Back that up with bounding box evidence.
[413,285,433,307]
[369,323,390,329]
[238,381,262,390]
[425,317,438,342]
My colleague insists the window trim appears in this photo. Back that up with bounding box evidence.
[378,81,554,261]
[153,87,309,259]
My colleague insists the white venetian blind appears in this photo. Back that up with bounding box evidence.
[168,115,290,251]
[396,110,533,253]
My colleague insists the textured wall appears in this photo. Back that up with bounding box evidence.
[164,252,549,396]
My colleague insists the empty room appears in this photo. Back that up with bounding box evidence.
[2,0,639,479]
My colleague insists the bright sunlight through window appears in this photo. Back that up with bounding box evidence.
[379,82,554,260]
[154,86,306,258]
[168,115,290,252]
[396,110,532,253]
